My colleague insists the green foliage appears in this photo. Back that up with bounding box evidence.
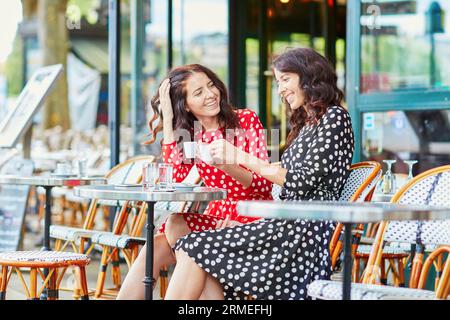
[67,0,101,24]
[361,35,430,76]
[4,36,23,97]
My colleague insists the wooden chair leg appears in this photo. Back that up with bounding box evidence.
[78,267,89,300]
[380,259,387,285]
[54,239,63,251]
[111,250,122,290]
[47,269,59,300]
[397,259,405,287]
[71,267,82,300]
[95,247,110,298]
[29,268,38,300]
[160,267,168,299]
[37,194,45,232]
[435,258,450,299]
[409,252,424,289]
[0,266,9,300]
[352,257,360,283]
[435,254,443,290]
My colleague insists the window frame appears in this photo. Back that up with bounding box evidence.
[346,1,450,162]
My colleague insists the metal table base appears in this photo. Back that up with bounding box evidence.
[74,185,227,300]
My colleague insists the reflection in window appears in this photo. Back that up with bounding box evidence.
[361,0,450,93]
[135,0,168,156]
[173,0,228,81]
[362,109,450,175]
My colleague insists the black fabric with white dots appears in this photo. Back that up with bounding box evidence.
[175,106,354,300]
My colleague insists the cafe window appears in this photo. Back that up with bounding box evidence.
[361,109,450,174]
[360,0,450,93]
[133,0,169,156]
[347,1,450,167]
[172,0,228,81]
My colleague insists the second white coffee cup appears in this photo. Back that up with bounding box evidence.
[198,143,213,163]
[183,142,197,159]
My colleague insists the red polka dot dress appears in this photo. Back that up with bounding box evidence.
[159,109,272,233]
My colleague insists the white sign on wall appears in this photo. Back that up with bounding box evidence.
[0,64,63,148]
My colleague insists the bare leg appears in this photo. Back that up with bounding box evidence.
[116,234,175,300]
[117,214,191,300]
[165,249,208,300]
[199,274,225,300]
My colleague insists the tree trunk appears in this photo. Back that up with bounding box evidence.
[22,0,37,19]
[37,0,71,130]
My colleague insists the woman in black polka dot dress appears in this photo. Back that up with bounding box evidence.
[164,48,355,300]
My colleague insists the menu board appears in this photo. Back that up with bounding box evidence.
[0,64,63,148]
[0,158,34,251]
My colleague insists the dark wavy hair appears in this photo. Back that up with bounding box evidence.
[273,48,344,146]
[145,64,240,145]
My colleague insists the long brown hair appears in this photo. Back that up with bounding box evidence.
[273,48,344,146]
[145,64,240,144]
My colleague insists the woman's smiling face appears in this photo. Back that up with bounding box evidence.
[184,71,221,119]
[274,68,305,110]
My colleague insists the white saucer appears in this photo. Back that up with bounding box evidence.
[50,173,78,178]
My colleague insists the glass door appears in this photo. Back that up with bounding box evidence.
[238,0,347,154]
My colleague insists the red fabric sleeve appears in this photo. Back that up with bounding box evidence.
[238,109,272,196]
[162,141,194,183]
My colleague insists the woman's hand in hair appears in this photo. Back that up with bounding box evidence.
[159,78,174,122]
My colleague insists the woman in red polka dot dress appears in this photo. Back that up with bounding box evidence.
[162,109,272,230]
[117,64,272,299]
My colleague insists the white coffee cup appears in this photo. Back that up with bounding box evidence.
[198,143,213,163]
[183,142,197,159]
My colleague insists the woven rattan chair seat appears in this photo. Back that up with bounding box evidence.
[0,251,90,268]
[90,232,145,249]
[308,280,441,300]
[355,244,410,257]
[50,225,98,241]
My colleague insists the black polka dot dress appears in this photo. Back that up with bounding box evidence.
[175,106,355,300]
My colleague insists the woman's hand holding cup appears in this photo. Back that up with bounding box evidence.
[209,139,241,166]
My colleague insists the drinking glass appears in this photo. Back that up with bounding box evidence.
[76,159,88,177]
[382,160,397,194]
[157,164,173,190]
[404,160,418,181]
[142,163,158,190]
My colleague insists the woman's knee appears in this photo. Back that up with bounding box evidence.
[165,214,190,247]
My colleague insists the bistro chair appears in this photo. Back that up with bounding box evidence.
[50,155,154,254]
[66,166,201,299]
[328,161,382,270]
[90,201,147,299]
[0,251,90,300]
[49,155,154,298]
[92,198,201,299]
[353,166,450,286]
[308,165,450,300]
[34,149,109,229]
